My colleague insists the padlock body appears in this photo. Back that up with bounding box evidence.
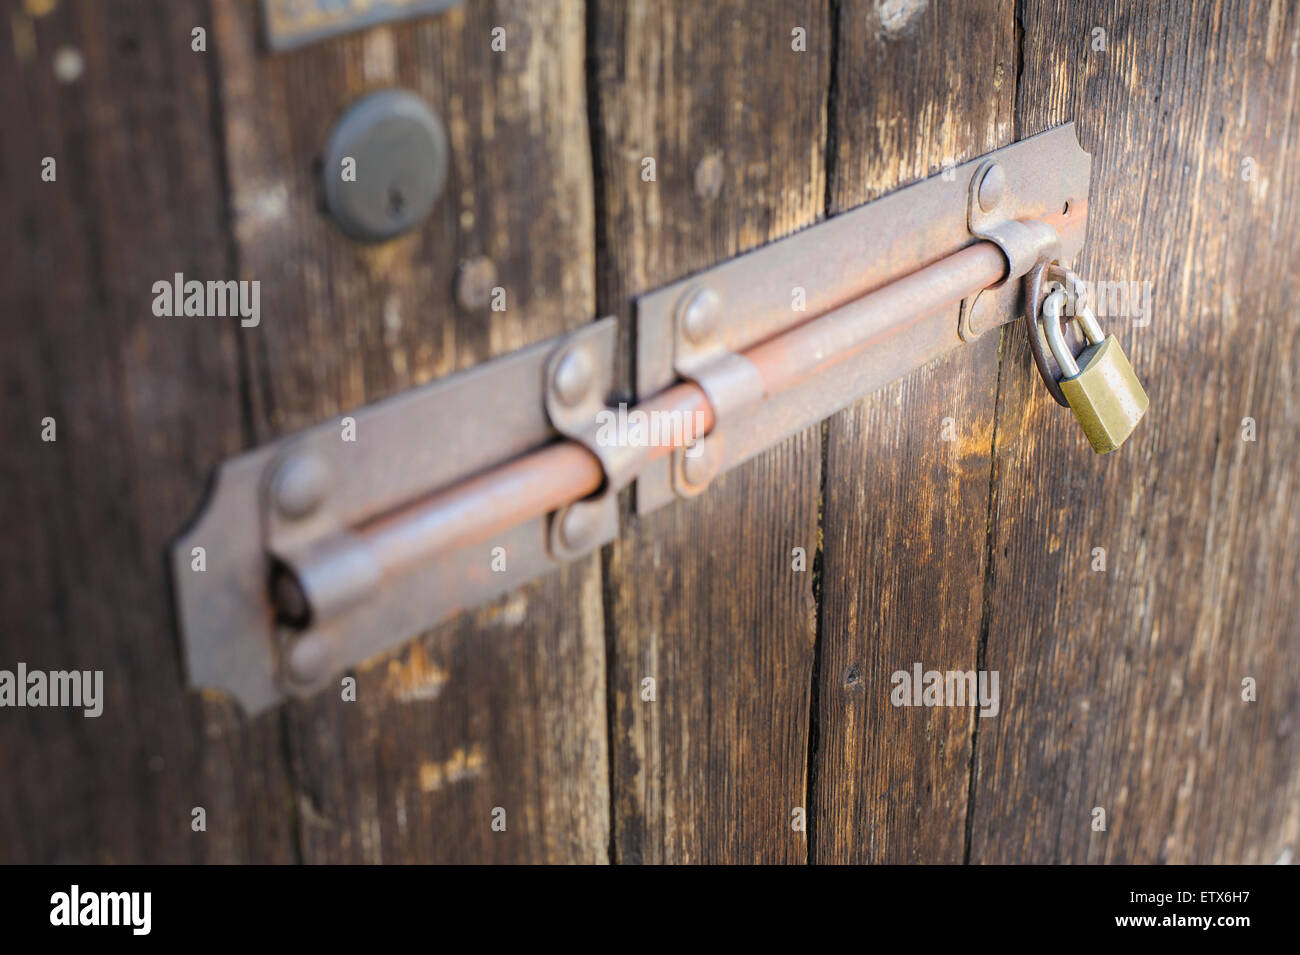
[1059,335,1149,453]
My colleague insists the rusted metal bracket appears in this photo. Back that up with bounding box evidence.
[959,156,1063,341]
[635,124,1089,512]
[261,0,464,52]
[174,319,617,713]
[173,125,1091,713]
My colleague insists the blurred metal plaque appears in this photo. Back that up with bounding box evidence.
[262,0,463,52]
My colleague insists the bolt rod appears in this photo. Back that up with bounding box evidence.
[276,237,1013,628]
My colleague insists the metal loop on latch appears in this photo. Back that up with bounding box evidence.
[959,158,1065,341]
[542,323,624,561]
[1024,260,1091,407]
[668,287,765,498]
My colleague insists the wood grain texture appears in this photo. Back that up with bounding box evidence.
[811,0,1016,864]
[591,0,830,863]
[0,0,295,862]
[211,0,608,862]
[3,0,1298,867]
[969,0,1300,864]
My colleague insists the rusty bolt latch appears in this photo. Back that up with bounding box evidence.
[172,126,1093,713]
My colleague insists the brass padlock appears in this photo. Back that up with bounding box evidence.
[1041,287,1149,453]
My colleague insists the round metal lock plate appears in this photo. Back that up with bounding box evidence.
[321,89,448,243]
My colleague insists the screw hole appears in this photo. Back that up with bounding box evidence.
[388,186,407,218]
[270,563,312,628]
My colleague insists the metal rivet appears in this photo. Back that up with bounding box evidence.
[680,287,720,343]
[455,255,498,311]
[682,439,720,487]
[273,453,329,519]
[285,633,331,687]
[977,162,1006,212]
[962,291,993,340]
[552,347,593,406]
[560,505,596,551]
[321,89,449,243]
[694,153,724,200]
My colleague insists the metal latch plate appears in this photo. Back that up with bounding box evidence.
[173,318,617,714]
[261,0,464,52]
[634,125,1091,513]
[173,126,1093,713]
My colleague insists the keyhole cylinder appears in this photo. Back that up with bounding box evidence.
[321,89,449,243]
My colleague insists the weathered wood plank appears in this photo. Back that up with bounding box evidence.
[6,0,1297,868]
[811,0,1016,864]
[592,0,830,863]
[0,0,294,862]
[970,0,1300,863]
[210,0,608,862]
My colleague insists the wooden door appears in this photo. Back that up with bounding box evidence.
[2,0,1296,864]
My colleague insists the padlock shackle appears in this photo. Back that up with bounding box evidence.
[1072,299,1106,345]
[1042,289,1081,378]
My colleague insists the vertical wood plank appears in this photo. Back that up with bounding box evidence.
[211,0,608,863]
[0,0,294,862]
[970,0,1300,863]
[811,0,1016,863]
[592,0,831,863]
